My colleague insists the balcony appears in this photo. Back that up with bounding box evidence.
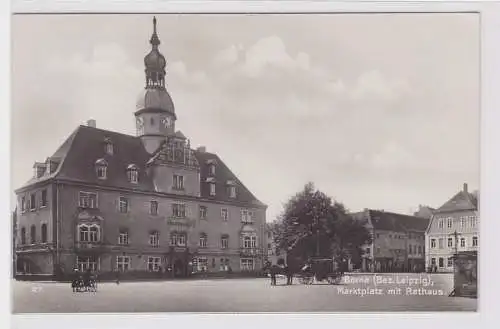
[240,247,260,257]
[74,241,104,252]
[166,216,195,228]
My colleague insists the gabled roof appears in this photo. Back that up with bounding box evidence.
[368,210,429,233]
[16,125,266,208]
[434,190,478,213]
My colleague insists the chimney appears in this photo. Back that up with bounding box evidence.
[197,146,206,153]
[87,119,96,128]
[463,183,468,193]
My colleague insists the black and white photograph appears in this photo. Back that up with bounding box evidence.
[9,6,481,315]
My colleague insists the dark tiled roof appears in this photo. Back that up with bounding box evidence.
[435,190,478,213]
[368,210,430,233]
[18,125,265,207]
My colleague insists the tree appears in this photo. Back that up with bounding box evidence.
[272,183,372,267]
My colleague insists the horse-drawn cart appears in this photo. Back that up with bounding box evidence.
[298,257,343,285]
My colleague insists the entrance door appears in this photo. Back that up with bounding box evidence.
[174,259,185,277]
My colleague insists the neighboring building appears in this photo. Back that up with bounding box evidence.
[14,17,267,280]
[12,208,17,278]
[413,205,435,220]
[352,209,429,273]
[265,223,286,265]
[425,183,479,273]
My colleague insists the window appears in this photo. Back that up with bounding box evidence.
[418,245,422,254]
[127,165,139,183]
[79,224,99,243]
[199,206,207,220]
[376,246,381,254]
[30,193,36,211]
[438,238,444,249]
[116,256,130,272]
[118,229,129,245]
[196,257,208,272]
[460,237,466,247]
[149,231,160,248]
[148,257,161,272]
[95,159,107,179]
[221,235,229,249]
[438,257,444,268]
[431,258,436,266]
[447,218,452,228]
[170,233,186,246]
[150,201,158,215]
[76,256,98,272]
[21,196,26,212]
[30,225,36,244]
[41,224,47,243]
[240,258,254,271]
[172,203,186,218]
[173,175,184,190]
[229,186,236,198]
[104,142,113,155]
[408,245,412,254]
[241,209,253,223]
[447,257,454,267]
[119,197,129,213]
[79,226,89,242]
[438,219,444,228]
[430,239,436,248]
[470,216,477,228]
[41,190,47,207]
[20,227,26,245]
[89,226,99,242]
[209,183,216,196]
[376,233,380,238]
[460,217,466,228]
[221,208,228,221]
[243,236,252,249]
[209,164,216,176]
[199,233,207,248]
[447,238,453,248]
[251,236,257,248]
[366,247,371,255]
[472,236,478,247]
[79,192,98,208]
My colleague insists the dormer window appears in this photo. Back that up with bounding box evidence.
[104,138,114,155]
[95,159,108,180]
[127,164,139,184]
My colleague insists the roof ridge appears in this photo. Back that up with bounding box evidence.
[78,124,137,139]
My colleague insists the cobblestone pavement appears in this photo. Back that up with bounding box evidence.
[12,273,477,313]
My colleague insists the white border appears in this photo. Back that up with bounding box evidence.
[4,0,500,328]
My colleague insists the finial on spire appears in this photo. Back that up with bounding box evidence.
[150,16,160,47]
[153,16,157,33]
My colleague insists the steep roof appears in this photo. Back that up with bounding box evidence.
[16,125,266,208]
[368,210,430,233]
[434,190,478,213]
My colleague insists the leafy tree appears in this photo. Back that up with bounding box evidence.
[272,182,372,267]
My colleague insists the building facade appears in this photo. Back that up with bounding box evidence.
[425,183,479,273]
[352,209,429,273]
[14,17,267,280]
[265,223,286,266]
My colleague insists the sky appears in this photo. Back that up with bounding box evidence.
[11,13,480,222]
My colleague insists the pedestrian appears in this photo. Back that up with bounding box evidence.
[285,264,293,285]
[270,264,278,286]
[115,269,120,285]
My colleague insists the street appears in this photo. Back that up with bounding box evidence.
[12,273,477,313]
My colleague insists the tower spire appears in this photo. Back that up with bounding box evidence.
[144,16,166,88]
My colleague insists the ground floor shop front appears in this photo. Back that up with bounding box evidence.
[15,249,266,280]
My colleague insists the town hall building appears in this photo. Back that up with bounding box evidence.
[14,17,267,280]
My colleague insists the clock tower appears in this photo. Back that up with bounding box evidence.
[135,17,177,154]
